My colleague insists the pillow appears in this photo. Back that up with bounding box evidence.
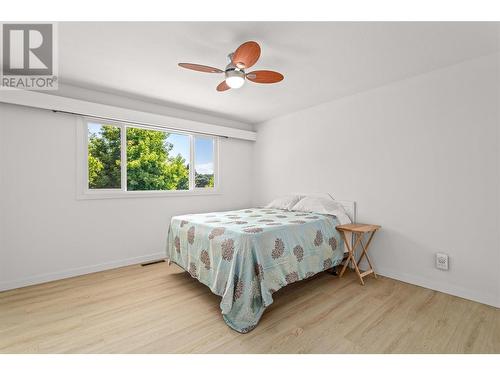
[265,194,304,211]
[291,196,351,224]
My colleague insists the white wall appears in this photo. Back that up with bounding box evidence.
[253,54,500,307]
[0,103,254,290]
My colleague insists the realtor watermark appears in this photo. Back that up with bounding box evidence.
[1,23,58,90]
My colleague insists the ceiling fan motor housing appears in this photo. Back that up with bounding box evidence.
[225,67,245,80]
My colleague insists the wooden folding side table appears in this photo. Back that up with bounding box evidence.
[336,223,381,285]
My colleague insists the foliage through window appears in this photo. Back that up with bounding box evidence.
[126,128,190,191]
[88,123,121,189]
[86,121,217,193]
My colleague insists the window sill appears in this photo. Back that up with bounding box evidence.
[76,189,222,200]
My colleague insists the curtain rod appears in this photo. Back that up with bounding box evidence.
[51,109,229,139]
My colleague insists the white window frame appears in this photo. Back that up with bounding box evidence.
[76,117,220,199]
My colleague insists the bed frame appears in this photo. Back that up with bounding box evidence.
[335,200,357,269]
[336,200,357,224]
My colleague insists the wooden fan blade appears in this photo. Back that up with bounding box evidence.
[232,41,261,69]
[216,80,230,92]
[178,63,223,73]
[246,70,284,84]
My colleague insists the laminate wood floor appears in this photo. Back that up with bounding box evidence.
[0,262,498,353]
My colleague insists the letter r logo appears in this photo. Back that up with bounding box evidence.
[2,24,53,76]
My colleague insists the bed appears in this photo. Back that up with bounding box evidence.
[165,195,354,333]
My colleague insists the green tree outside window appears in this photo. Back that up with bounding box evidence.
[88,125,190,191]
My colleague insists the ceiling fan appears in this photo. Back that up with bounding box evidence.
[178,41,284,92]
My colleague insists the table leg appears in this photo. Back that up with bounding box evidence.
[338,230,354,277]
[339,231,365,285]
[357,231,377,279]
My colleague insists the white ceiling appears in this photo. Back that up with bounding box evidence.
[59,22,499,125]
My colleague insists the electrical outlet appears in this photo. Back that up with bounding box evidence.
[436,252,449,270]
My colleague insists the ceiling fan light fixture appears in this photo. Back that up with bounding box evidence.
[225,75,245,89]
[225,69,245,89]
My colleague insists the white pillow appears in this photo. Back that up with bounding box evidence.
[291,196,351,224]
[265,194,304,211]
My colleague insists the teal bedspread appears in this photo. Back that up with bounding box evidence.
[166,207,344,333]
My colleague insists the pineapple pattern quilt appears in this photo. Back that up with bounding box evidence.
[166,207,344,333]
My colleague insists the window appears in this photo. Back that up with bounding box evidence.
[82,119,218,197]
[88,123,121,189]
[194,136,215,188]
[126,127,190,191]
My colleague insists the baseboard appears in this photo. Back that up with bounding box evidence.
[375,266,500,309]
[0,252,165,292]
